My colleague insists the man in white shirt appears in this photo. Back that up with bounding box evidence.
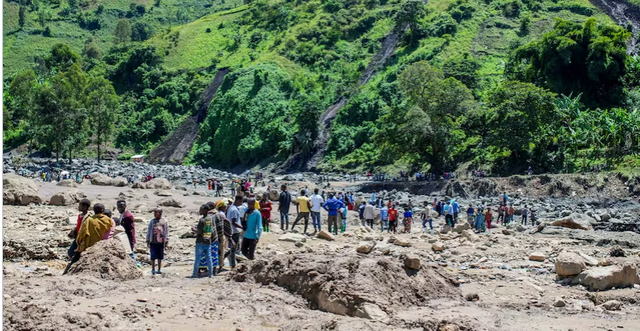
[225,195,244,269]
[310,188,324,232]
[363,202,376,229]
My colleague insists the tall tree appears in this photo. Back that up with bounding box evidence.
[19,5,27,28]
[114,19,132,43]
[9,70,39,154]
[394,0,426,45]
[86,76,119,162]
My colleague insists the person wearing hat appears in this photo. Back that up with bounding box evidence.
[146,208,169,275]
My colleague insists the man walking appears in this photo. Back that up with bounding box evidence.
[226,195,244,269]
[322,193,344,235]
[363,201,376,229]
[241,198,262,260]
[292,189,312,234]
[379,204,388,232]
[278,185,292,231]
[146,208,169,275]
[310,188,324,232]
[421,202,434,235]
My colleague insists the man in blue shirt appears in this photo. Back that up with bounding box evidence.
[379,205,389,232]
[323,193,345,235]
[452,200,460,222]
[241,198,262,260]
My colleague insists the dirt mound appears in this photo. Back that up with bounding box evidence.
[230,253,461,317]
[65,239,142,281]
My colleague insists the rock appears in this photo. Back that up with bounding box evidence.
[356,241,376,254]
[175,186,187,191]
[452,222,470,233]
[295,241,304,248]
[573,263,639,291]
[403,254,421,270]
[529,252,546,262]
[156,198,185,208]
[502,229,512,235]
[609,245,626,257]
[461,229,480,242]
[278,233,307,243]
[515,224,525,232]
[555,252,586,276]
[440,224,451,234]
[550,213,594,230]
[577,252,599,266]
[268,190,280,201]
[432,242,445,252]
[600,213,611,221]
[440,324,460,331]
[393,238,411,247]
[601,300,622,311]
[111,177,128,187]
[374,242,392,255]
[354,303,390,323]
[137,298,148,303]
[465,293,479,302]
[49,190,85,206]
[317,230,335,241]
[89,173,113,186]
[3,175,43,205]
[154,190,173,197]
[553,298,566,307]
[56,179,77,188]
[145,178,172,190]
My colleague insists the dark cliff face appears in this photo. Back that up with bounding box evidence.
[589,0,640,54]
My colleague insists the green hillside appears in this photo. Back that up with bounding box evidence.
[3,0,640,175]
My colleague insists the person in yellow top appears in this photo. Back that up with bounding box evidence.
[292,189,313,235]
[63,203,113,274]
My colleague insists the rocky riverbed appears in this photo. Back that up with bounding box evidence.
[3,166,640,331]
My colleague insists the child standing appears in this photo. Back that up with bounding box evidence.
[485,207,493,234]
[147,208,169,275]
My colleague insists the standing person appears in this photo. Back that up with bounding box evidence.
[475,207,486,233]
[68,199,92,259]
[310,188,324,232]
[379,204,389,232]
[444,202,453,226]
[63,204,113,274]
[102,210,116,240]
[208,180,212,191]
[508,204,515,224]
[452,200,460,222]
[521,205,529,225]
[278,185,292,231]
[292,190,312,235]
[497,205,505,224]
[467,204,475,226]
[403,208,413,233]
[435,199,442,217]
[116,201,136,252]
[322,193,344,235]
[498,192,504,206]
[421,202,434,235]
[211,201,231,274]
[503,192,509,206]
[193,204,215,278]
[259,193,272,232]
[530,209,537,225]
[388,205,398,233]
[363,201,376,230]
[193,178,197,189]
[146,208,169,275]
[226,195,244,270]
[241,198,262,260]
[358,202,366,227]
[485,207,493,234]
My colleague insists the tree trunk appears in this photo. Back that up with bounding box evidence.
[97,135,101,163]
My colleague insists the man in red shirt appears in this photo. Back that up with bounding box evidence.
[388,205,398,233]
[67,199,91,259]
[116,200,136,251]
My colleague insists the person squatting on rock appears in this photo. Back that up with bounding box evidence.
[146,208,169,275]
[64,203,113,274]
[241,198,262,260]
[67,199,92,259]
[292,190,312,234]
[259,193,272,233]
[116,200,136,252]
[323,193,345,235]
[310,188,324,232]
[363,201,376,230]
[192,204,216,278]
[278,184,292,230]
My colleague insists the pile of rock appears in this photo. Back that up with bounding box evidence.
[554,251,639,291]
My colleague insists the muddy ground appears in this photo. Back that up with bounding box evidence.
[3,176,640,331]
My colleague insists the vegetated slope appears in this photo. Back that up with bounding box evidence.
[2,0,242,78]
[588,0,640,54]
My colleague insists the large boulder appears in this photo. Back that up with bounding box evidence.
[461,229,480,242]
[403,254,421,270]
[3,175,43,205]
[572,263,639,291]
[89,173,113,186]
[111,177,128,187]
[156,197,185,208]
[56,179,77,188]
[453,222,471,234]
[317,230,335,241]
[356,241,376,254]
[269,190,280,201]
[145,178,172,190]
[555,252,586,276]
[550,213,594,230]
[432,242,446,252]
[49,190,85,206]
